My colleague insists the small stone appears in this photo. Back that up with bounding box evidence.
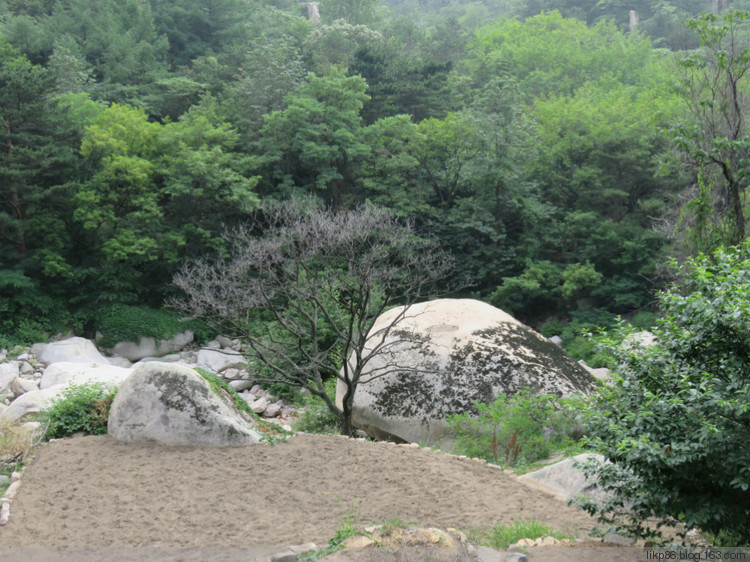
[16,353,29,361]
[229,379,254,392]
[223,368,241,380]
[11,376,37,396]
[0,503,10,526]
[250,396,268,414]
[270,550,297,562]
[541,536,558,546]
[514,538,535,547]
[250,384,262,395]
[263,403,281,418]
[289,543,317,554]
[10,471,22,482]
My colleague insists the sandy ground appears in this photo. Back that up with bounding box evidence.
[0,433,600,560]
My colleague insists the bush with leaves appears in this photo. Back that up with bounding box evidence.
[41,383,117,439]
[447,388,586,467]
[580,244,750,544]
[96,304,213,348]
[294,378,341,434]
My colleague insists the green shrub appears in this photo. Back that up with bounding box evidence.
[447,388,586,467]
[41,383,117,439]
[294,378,341,434]
[477,519,568,548]
[581,244,750,544]
[96,304,213,348]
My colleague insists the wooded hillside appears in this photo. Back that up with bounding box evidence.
[1,0,748,349]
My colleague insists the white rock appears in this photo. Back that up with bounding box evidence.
[215,335,234,349]
[108,362,262,446]
[40,362,131,390]
[2,481,21,501]
[10,377,38,396]
[32,337,110,366]
[196,348,246,373]
[108,357,133,368]
[336,299,595,447]
[0,503,9,526]
[250,396,268,414]
[229,379,254,392]
[263,403,281,418]
[111,330,194,362]
[549,335,563,346]
[518,453,608,503]
[250,384,262,395]
[0,363,19,391]
[223,368,241,380]
[137,354,182,363]
[0,386,66,422]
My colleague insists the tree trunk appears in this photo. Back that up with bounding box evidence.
[340,384,356,436]
[4,119,25,257]
[729,179,745,244]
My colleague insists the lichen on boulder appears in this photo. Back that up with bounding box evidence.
[108,362,261,446]
[336,299,595,447]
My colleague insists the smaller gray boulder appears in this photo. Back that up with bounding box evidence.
[40,362,132,390]
[0,363,20,391]
[32,337,111,366]
[1,386,67,422]
[108,362,261,446]
[196,348,246,373]
[518,453,608,504]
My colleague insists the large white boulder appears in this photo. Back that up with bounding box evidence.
[40,362,132,390]
[108,362,262,446]
[0,386,67,422]
[336,299,595,446]
[31,337,110,366]
[111,330,194,362]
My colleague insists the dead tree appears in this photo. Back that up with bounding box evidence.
[172,199,453,436]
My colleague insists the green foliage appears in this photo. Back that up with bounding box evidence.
[41,382,117,439]
[447,388,586,467]
[96,304,212,347]
[581,243,750,544]
[475,519,568,549]
[195,368,292,442]
[294,378,341,434]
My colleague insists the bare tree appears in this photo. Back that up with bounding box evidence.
[171,200,453,436]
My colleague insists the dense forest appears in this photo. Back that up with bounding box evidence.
[1,0,749,348]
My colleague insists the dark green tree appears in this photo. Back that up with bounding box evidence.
[582,243,750,544]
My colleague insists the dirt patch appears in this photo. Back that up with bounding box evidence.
[0,434,596,551]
